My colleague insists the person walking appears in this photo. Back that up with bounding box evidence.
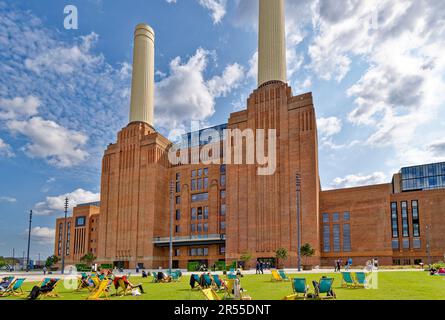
[43,266,47,275]
[256,261,260,275]
[260,261,264,275]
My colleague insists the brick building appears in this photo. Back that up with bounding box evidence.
[54,0,445,269]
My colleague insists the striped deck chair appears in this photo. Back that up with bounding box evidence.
[271,269,283,281]
[0,278,17,297]
[203,274,213,288]
[202,288,221,300]
[87,279,111,300]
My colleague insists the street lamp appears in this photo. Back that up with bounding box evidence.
[296,173,302,272]
[26,210,33,272]
[169,180,174,275]
[61,197,69,275]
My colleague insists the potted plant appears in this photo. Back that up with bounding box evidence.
[240,252,252,270]
[300,243,315,270]
[275,248,288,269]
[45,255,60,272]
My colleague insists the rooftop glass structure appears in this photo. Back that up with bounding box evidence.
[400,162,445,192]
[178,123,228,148]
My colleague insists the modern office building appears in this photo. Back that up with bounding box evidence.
[54,0,445,269]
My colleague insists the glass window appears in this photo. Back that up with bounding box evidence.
[192,170,197,178]
[176,173,181,181]
[176,196,181,205]
[343,224,351,252]
[175,225,180,233]
[322,213,329,223]
[332,213,340,222]
[402,238,410,249]
[191,224,196,232]
[197,248,203,256]
[220,246,226,254]
[333,224,341,252]
[176,182,180,193]
[197,224,202,232]
[412,200,420,237]
[413,238,421,249]
[203,177,209,189]
[192,193,209,202]
[392,239,399,250]
[221,190,226,199]
[344,212,350,221]
[198,169,203,177]
[220,221,226,231]
[220,204,226,216]
[175,249,180,257]
[203,248,209,256]
[75,216,86,227]
[204,207,209,219]
[175,209,180,220]
[204,168,209,176]
[220,175,226,187]
[197,178,203,190]
[401,201,409,237]
[190,248,197,256]
[323,225,330,253]
[197,207,203,220]
[191,179,196,191]
[191,208,197,220]
[220,165,226,174]
[203,223,209,232]
[391,202,399,238]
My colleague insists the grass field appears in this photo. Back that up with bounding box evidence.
[2,271,445,300]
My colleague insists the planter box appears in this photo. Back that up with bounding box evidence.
[303,265,313,271]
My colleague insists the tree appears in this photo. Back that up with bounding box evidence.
[275,248,288,268]
[239,252,252,269]
[300,243,315,266]
[45,255,59,268]
[80,253,96,266]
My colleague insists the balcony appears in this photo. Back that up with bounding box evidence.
[152,234,226,247]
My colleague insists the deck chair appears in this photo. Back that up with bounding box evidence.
[283,278,309,300]
[151,272,159,283]
[271,269,283,281]
[314,278,336,300]
[39,278,51,287]
[87,279,111,300]
[212,275,224,291]
[227,272,237,280]
[171,271,181,282]
[39,279,60,299]
[115,278,132,296]
[278,270,290,281]
[341,272,357,288]
[202,288,222,301]
[223,279,234,300]
[203,274,213,288]
[0,278,18,297]
[9,278,26,296]
[355,272,367,287]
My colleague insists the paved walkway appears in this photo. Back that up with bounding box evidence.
[1,268,424,283]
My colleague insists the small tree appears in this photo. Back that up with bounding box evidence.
[275,248,288,268]
[240,252,252,269]
[80,253,96,266]
[300,243,315,266]
[45,255,59,268]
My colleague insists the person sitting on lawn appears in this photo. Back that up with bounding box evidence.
[0,277,12,292]
[28,279,58,300]
[113,276,145,294]
[142,270,148,278]
[157,271,172,283]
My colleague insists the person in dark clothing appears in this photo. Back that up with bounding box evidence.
[256,261,260,274]
[142,270,148,278]
[260,262,264,274]
[28,279,58,300]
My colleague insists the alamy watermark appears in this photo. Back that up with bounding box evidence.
[168,122,277,176]
[64,5,78,30]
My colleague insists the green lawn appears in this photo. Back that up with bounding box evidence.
[2,271,445,300]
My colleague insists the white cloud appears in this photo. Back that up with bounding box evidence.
[155,48,245,130]
[0,138,14,158]
[198,0,227,24]
[331,172,387,189]
[7,117,89,167]
[317,117,342,138]
[26,227,55,244]
[0,96,40,120]
[166,0,227,24]
[0,196,16,203]
[34,188,100,216]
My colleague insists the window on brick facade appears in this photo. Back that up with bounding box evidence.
[323,225,330,253]
[401,201,409,237]
[391,202,399,238]
[412,200,420,237]
[333,224,341,252]
[343,224,351,252]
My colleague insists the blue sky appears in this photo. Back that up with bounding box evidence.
[0,0,444,259]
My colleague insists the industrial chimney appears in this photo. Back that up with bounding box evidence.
[258,0,287,87]
[129,23,155,126]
